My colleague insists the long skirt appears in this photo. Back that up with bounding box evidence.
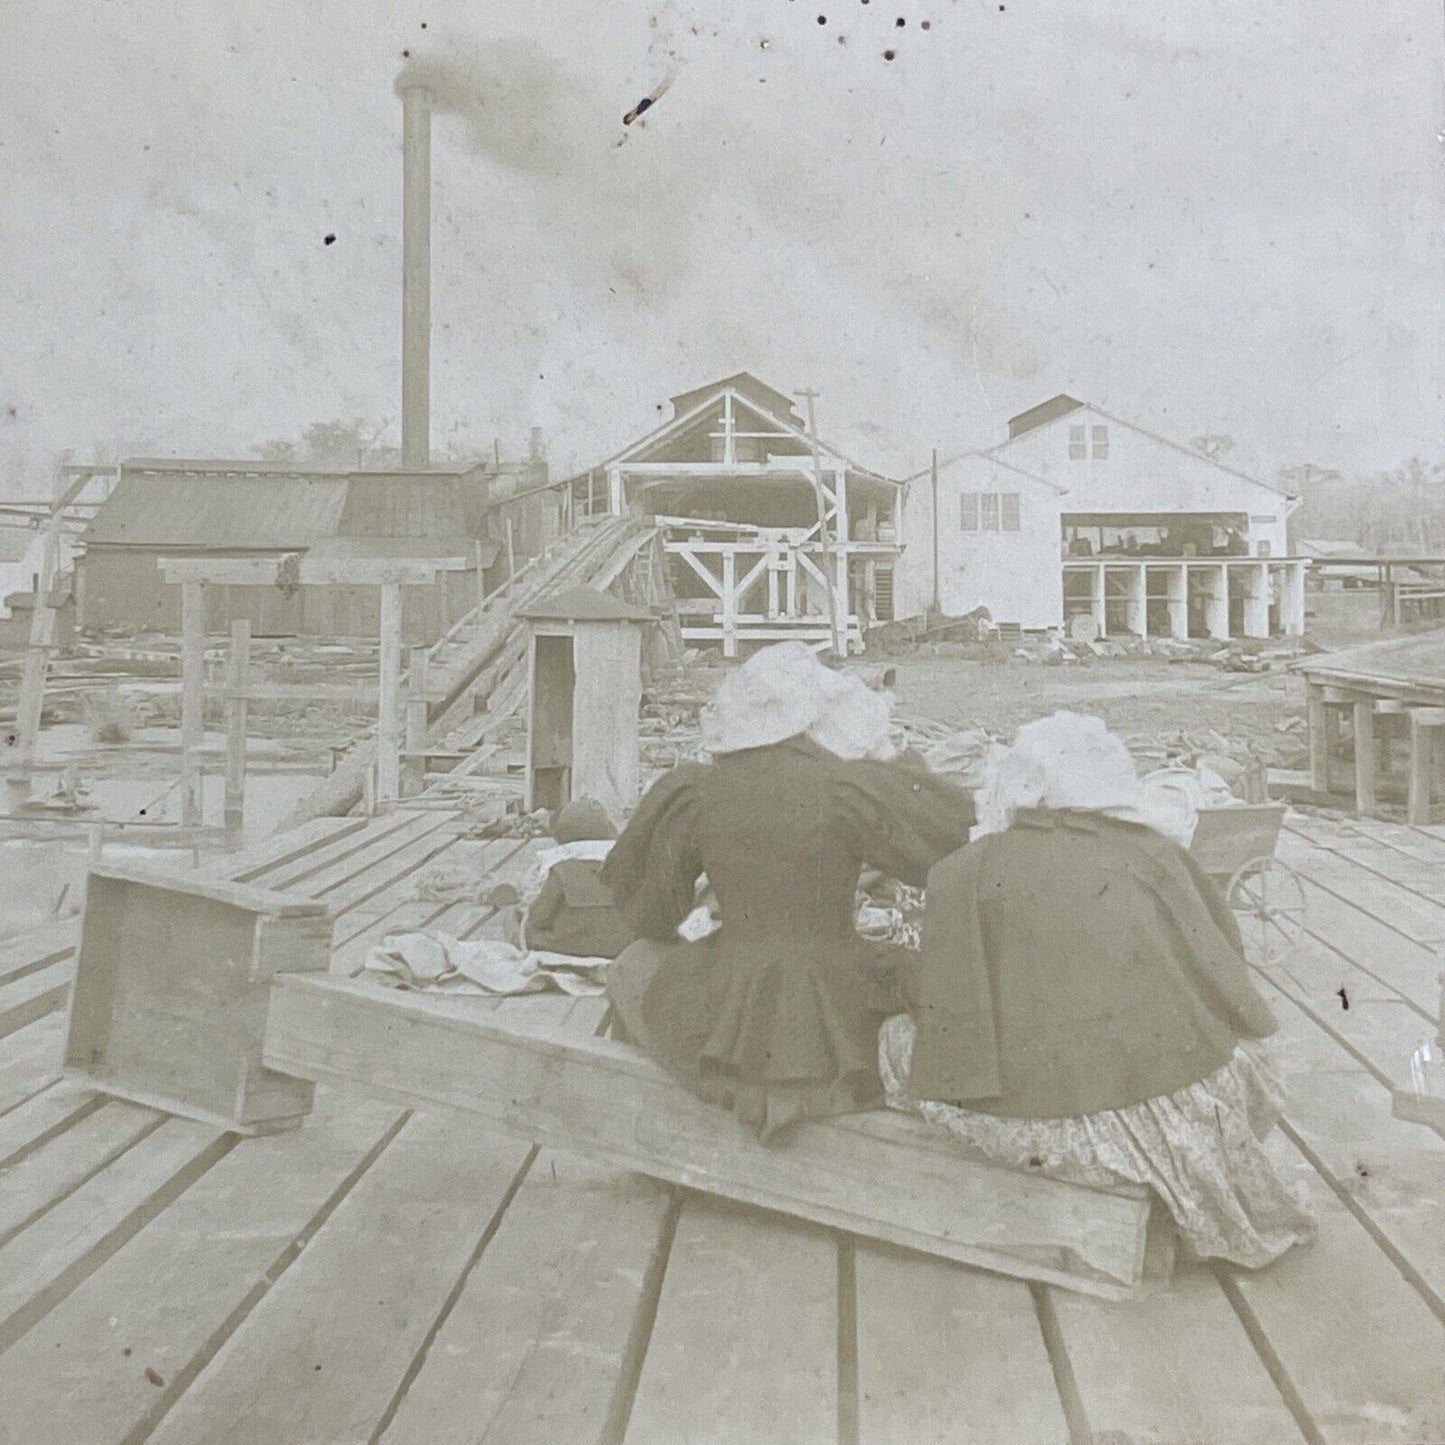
[878,1013,1316,1270]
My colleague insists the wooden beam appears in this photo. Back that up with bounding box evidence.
[402,646,428,797]
[262,975,1158,1300]
[159,556,471,588]
[224,620,250,845]
[376,584,403,806]
[1352,699,1376,816]
[180,582,206,828]
[1407,711,1443,825]
[1307,683,1333,794]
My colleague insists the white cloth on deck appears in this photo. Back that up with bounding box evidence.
[365,931,608,997]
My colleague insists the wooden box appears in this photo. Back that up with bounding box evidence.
[64,862,333,1134]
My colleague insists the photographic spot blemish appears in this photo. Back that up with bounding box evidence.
[122,1348,132,1358]
[896,15,905,25]
[145,1368,165,1388]
[1355,1162,1371,1179]
[420,19,426,27]
[623,96,653,124]
[1336,986,1350,1010]
[883,48,896,59]
[760,36,771,49]
[921,19,931,29]
[838,32,848,43]
[817,13,827,23]
[1028,1156,1043,1168]
[402,49,410,58]
[323,234,336,246]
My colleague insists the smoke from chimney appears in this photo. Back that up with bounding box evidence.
[399,79,431,470]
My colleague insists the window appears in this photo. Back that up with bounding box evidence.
[1069,424,1087,460]
[960,492,1021,533]
[1091,425,1109,460]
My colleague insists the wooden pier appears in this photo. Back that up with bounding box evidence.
[0,803,1442,1442]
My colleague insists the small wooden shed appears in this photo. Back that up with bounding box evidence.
[518,586,654,822]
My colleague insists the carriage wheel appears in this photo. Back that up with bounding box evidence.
[1227,857,1307,964]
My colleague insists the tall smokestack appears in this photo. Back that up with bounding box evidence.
[400,80,432,469]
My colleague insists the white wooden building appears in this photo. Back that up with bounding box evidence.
[565,374,903,656]
[894,395,1309,640]
[894,453,1065,630]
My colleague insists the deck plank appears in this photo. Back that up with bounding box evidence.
[0,1116,228,1352]
[271,812,453,898]
[380,1150,672,1445]
[147,1110,534,1445]
[192,816,372,885]
[0,1089,404,1445]
[627,1194,838,1445]
[1224,1130,1445,1443]
[0,1014,66,1117]
[1051,1263,1305,1445]
[310,817,469,917]
[854,1246,1070,1445]
[0,960,73,1042]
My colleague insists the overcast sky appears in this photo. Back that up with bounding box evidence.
[2,0,1441,492]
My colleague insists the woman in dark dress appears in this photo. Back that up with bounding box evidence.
[603,643,973,1143]
[883,711,1316,1268]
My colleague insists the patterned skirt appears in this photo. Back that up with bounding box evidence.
[879,1013,1317,1270]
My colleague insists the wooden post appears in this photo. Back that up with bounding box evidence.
[1090,564,1106,638]
[1243,562,1270,638]
[1407,712,1444,825]
[12,467,94,787]
[797,390,844,657]
[403,645,428,796]
[225,619,250,846]
[180,581,206,828]
[1307,682,1332,794]
[1352,697,1376,817]
[608,465,624,516]
[505,516,517,578]
[721,548,738,659]
[376,582,403,806]
[1167,563,1187,639]
[474,539,486,612]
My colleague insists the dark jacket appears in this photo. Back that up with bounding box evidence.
[601,738,974,1140]
[524,859,634,959]
[906,809,1279,1119]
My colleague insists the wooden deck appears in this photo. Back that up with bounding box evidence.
[0,805,1442,1443]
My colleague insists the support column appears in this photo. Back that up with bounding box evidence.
[1203,564,1229,640]
[224,619,250,846]
[1090,565,1106,638]
[721,548,738,658]
[1122,565,1145,637]
[1352,697,1376,817]
[1281,561,1306,637]
[1243,562,1270,638]
[608,466,624,516]
[1408,712,1445,825]
[766,548,780,620]
[180,582,206,828]
[376,583,403,806]
[1307,682,1334,794]
[1166,564,1187,639]
[403,645,429,797]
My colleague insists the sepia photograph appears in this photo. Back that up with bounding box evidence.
[1,2,1443,1441]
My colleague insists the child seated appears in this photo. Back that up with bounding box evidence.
[522,798,634,960]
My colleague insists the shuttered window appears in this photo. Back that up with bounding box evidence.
[1069,424,1087,460]
[960,493,981,531]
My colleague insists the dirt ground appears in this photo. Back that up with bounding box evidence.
[887,655,1309,767]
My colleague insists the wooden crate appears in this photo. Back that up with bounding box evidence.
[64,863,333,1134]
